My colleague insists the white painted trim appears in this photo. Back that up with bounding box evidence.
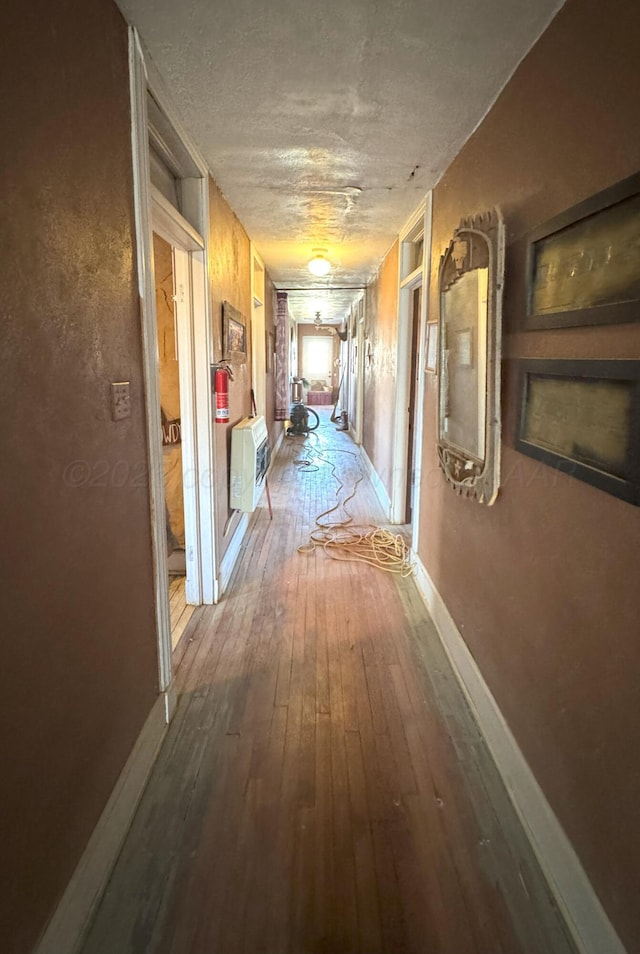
[411,553,627,954]
[391,273,419,524]
[129,29,172,691]
[172,247,202,605]
[191,246,217,604]
[390,196,429,526]
[34,691,174,954]
[354,295,365,445]
[152,185,204,251]
[219,512,250,595]
[136,35,217,614]
[359,445,391,519]
[399,264,422,289]
[158,177,216,605]
[410,191,432,554]
[141,51,210,179]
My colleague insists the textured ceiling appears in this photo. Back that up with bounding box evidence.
[117,0,563,322]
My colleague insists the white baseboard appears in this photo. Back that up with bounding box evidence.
[358,445,391,519]
[219,512,250,596]
[35,689,174,954]
[411,553,626,954]
[271,422,286,461]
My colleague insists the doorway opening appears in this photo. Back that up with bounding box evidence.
[390,195,431,535]
[405,283,422,523]
[346,296,365,444]
[129,30,217,695]
[153,233,196,650]
[301,334,334,395]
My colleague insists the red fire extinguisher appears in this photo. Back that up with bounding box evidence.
[213,363,232,423]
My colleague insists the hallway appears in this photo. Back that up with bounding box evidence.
[80,413,575,954]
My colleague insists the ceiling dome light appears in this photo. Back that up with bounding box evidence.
[308,249,331,277]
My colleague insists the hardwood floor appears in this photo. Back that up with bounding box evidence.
[81,411,576,954]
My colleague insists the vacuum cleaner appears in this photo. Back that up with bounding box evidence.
[287,400,320,436]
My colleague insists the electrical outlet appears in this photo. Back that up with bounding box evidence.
[111,381,131,421]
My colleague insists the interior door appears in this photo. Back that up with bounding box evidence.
[405,284,422,523]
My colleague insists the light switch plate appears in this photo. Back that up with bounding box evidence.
[111,381,131,421]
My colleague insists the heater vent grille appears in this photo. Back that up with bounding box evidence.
[230,415,270,512]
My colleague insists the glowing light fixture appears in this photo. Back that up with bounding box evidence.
[308,248,331,277]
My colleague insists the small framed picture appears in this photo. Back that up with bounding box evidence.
[425,322,438,373]
[222,301,246,359]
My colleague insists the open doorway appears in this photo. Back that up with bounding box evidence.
[301,333,335,402]
[129,32,217,697]
[348,296,365,444]
[153,233,195,650]
[405,284,422,523]
[390,195,431,534]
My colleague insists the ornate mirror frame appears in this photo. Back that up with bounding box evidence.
[436,209,505,504]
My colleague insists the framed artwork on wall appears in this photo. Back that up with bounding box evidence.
[222,301,247,359]
[525,171,640,330]
[515,358,640,505]
[425,322,438,373]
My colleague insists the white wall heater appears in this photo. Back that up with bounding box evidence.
[230,415,271,512]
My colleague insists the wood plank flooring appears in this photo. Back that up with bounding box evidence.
[169,575,195,652]
[80,410,576,954]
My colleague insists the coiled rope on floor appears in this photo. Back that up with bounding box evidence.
[302,524,414,576]
[294,437,414,577]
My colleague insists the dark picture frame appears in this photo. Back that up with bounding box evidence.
[515,359,640,506]
[525,172,640,330]
[222,301,247,359]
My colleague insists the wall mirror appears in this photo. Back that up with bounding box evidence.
[437,210,504,504]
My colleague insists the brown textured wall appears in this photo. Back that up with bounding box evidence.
[363,242,399,497]
[0,2,159,952]
[418,0,640,947]
[208,180,253,558]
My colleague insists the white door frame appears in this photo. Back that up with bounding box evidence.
[152,199,203,609]
[354,295,365,444]
[250,245,266,417]
[345,290,366,444]
[129,30,216,695]
[390,195,432,540]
